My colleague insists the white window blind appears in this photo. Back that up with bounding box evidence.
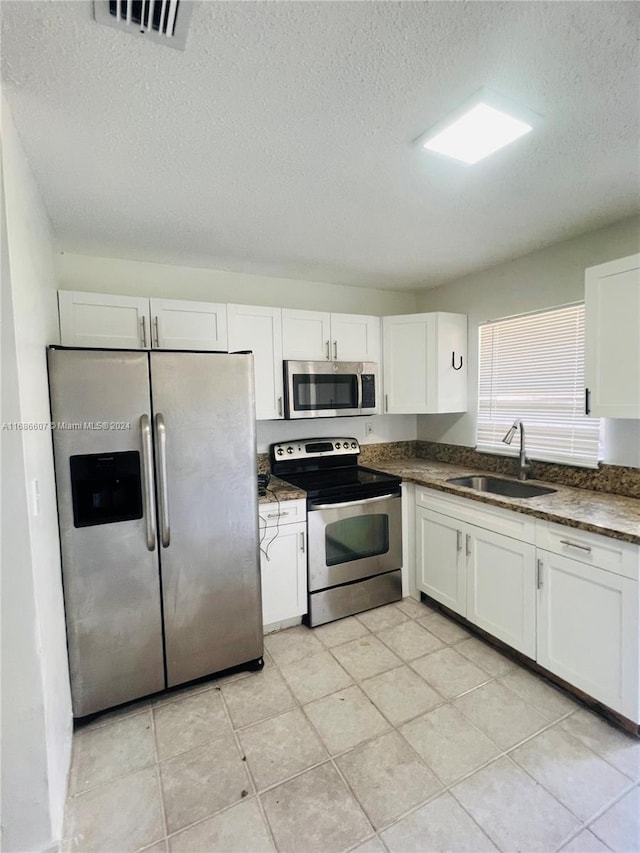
[477,303,601,468]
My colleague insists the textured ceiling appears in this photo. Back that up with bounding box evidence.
[1,1,639,290]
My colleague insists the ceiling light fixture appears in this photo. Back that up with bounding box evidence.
[417,88,537,165]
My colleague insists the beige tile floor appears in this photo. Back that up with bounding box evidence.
[62,597,640,853]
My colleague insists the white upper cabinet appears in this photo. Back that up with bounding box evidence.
[585,253,640,418]
[150,298,228,351]
[281,309,331,361]
[382,312,467,413]
[58,291,151,349]
[227,304,284,420]
[59,291,228,351]
[282,309,380,363]
[328,313,380,362]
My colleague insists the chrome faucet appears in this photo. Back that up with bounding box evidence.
[502,419,531,481]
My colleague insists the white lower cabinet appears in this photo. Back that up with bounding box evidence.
[416,506,466,616]
[536,524,640,722]
[414,486,640,722]
[466,525,536,658]
[259,500,307,628]
[416,498,536,657]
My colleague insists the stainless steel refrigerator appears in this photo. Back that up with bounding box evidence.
[48,348,263,717]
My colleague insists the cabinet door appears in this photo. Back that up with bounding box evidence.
[466,526,536,657]
[260,521,307,626]
[330,314,380,362]
[150,298,228,351]
[585,254,640,418]
[282,309,331,361]
[537,550,639,721]
[228,305,284,420]
[382,314,431,413]
[58,291,150,349]
[435,313,467,413]
[415,506,466,616]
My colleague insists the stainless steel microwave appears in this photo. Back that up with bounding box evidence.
[284,361,378,419]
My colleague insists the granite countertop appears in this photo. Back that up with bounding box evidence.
[258,475,306,505]
[370,459,640,545]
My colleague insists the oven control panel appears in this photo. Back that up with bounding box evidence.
[271,437,360,461]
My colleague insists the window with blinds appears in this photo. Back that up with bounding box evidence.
[477,303,602,468]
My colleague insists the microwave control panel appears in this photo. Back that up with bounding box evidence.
[361,374,376,409]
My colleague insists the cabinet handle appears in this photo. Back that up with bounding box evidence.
[267,511,289,518]
[153,316,160,348]
[560,539,592,553]
[456,530,462,552]
[537,558,544,589]
[385,394,389,413]
[333,340,338,360]
[325,340,330,360]
[585,387,591,415]
[300,531,305,553]
[277,396,283,417]
[140,316,148,347]
[466,534,471,556]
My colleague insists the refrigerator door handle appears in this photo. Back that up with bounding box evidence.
[140,414,157,551]
[155,413,171,548]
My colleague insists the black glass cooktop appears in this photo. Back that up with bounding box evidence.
[279,465,401,502]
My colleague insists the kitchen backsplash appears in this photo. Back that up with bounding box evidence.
[258,441,640,499]
[416,441,640,499]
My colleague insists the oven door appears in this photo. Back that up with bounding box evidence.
[307,492,402,591]
[284,361,372,418]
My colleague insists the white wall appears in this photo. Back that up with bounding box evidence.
[415,215,640,467]
[257,414,417,454]
[1,100,72,851]
[56,252,418,315]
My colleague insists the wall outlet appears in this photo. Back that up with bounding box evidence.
[364,422,373,436]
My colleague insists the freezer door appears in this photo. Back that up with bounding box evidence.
[48,349,165,717]
[150,351,262,686]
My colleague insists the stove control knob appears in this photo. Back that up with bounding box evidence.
[351,442,357,449]
[335,442,341,450]
[276,447,284,456]
[343,442,349,449]
[286,446,294,454]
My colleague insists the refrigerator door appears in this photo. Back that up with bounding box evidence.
[48,349,165,717]
[150,351,263,686]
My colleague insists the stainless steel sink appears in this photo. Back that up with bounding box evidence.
[446,476,557,499]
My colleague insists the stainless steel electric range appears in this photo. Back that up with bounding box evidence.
[270,437,403,627]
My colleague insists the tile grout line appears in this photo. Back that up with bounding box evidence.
[149,705,170,848]
[217,675,280,853]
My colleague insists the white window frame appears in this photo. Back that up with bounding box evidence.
[476,303,602,468]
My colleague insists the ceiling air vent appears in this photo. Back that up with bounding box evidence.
[93,1,194,50]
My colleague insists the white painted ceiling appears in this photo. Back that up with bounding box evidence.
[1,1,639,290]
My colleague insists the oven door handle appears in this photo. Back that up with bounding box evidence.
[310,493,399,511]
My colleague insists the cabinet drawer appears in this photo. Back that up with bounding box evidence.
[536,521,639,580]
[416,487,536,544]
[259,499,306,528]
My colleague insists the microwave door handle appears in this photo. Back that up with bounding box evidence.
[357,372,363,412]
[311,493,398,511]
